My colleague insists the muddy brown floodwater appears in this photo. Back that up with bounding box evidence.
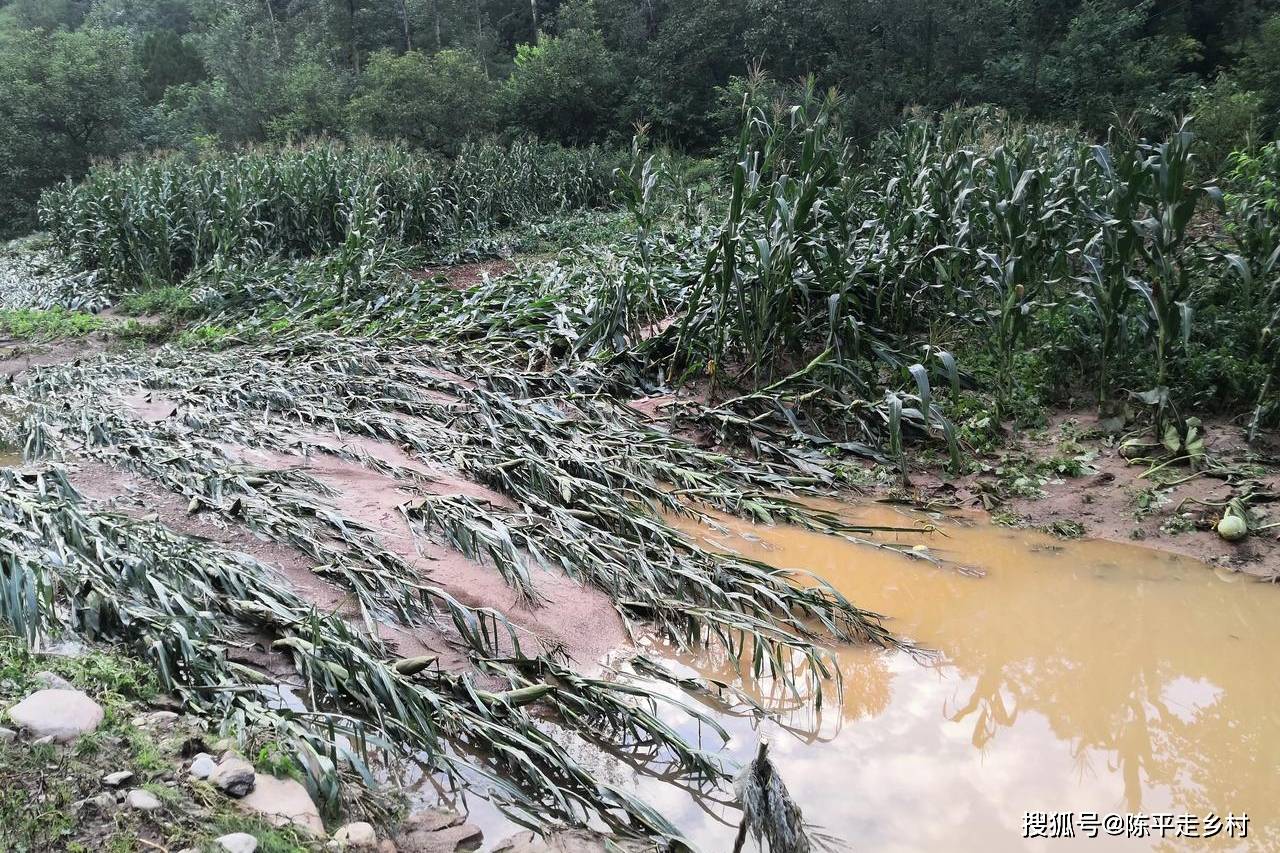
[631,502,1280,852]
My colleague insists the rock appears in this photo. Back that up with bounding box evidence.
[237,774,324,837]
[33,671,74,690]
[335,822,378,848]
[0,727,16,743]
[492,831,645,853]
[32,735,56,746]
[132,710,180,728]
[395,821,482,853]
[41,639,86,658]
[402,808,463,833]
[7,689,104,743]
[77,792,117,814]
[392,808,470,853]
[103,770,134,787]
[209,755,257,797]
[377,842,398,853]
[125,789,163,811]
[215,833,259,853]
[492,833,550,853]
[188,752,217,779]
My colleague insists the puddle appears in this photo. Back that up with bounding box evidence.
[635,502,1279,851]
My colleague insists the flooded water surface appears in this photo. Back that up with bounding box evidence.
[639,503,1279,851]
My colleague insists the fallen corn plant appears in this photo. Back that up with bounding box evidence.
[0,466,743,843]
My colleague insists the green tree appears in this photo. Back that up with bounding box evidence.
[0,26,141,235]
[504,0,621,145]
[1041,0,1193,127]
[1237,14,1280,136]
[623,0,750,148]
[347,47,497,149]
[1190,75,1264,168]
[267,54,352,141]
[140,29,205,103]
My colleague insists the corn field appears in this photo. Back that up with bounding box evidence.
[2,91,1278,849]
[37,140,620,288]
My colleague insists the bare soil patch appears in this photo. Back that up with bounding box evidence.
[410,259,514,290]
[908,410,1280,577]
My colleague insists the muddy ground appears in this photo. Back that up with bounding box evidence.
[906,412,1280,578]
[6,329,1278,660]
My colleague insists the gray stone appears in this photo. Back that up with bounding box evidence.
[125,788,162,811]
[132,710,180,728]
[209,755,256,797]
[33,671,74,690]
[492,833,550,853]
[395,821,482,853]
[31,735,56,746]
[77,792,117,814]
[237,774,324,837]
[41,639,87,658]
[0,727,16,743]
[401,808,463,833]
[334,821,378,848]
[492,831,645,853]
[215,833,259,853]
[188,752,217,779]
[7,689,104,743]
[102,770,134,787]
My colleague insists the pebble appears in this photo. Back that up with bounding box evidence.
[131,710,180,728]
[102,770,134,787]
[78,792,117,814]
[188,752,217,779]
[334,821,378,848]
[125,788,162,811]
[215,833,259,853]
[0,727,16,743]
[33,671,74,690]
[209,755,257,798]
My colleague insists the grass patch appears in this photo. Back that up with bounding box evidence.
[175,324,236,350]
[0,636,322,852]
[0,308,103,341]
[116,286,198,320]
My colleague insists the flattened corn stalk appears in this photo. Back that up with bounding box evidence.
[0,323,914,845]
[0,467,728,842]
[6,331,908,679]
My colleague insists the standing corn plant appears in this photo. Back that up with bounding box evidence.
[1076,134,1147,413]
[1128,120,1219,425]
[1222,142,1280,441]
[976,144,1069,424]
